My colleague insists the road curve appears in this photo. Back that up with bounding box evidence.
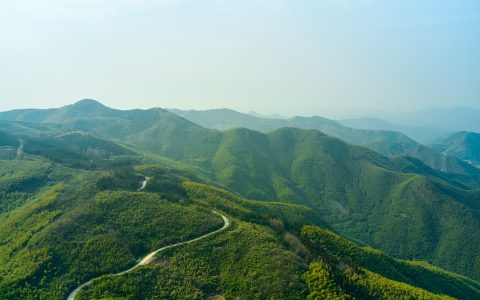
[67,211,229,300]
[138,176,150,191]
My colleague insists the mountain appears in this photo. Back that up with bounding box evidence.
[1,100,480,285]
[166,107,480,178]
[433,131,480,166]
[383,106,480,133]
[134,125,480,281]
[248,110,286,119]
[339,117,446,144]
[0,99,111,123]
[3,101,477,179]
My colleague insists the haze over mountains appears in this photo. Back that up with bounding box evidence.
[337,107,480,144]
[0,99,479,299]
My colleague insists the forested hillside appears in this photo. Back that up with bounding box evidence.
[168,107,479,177]
[1,101,480,299]
[1,100,478,177]
[73,179,480,300]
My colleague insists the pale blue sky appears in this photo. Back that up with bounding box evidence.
[1,0,479,116]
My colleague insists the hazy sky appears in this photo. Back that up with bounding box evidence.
[1,0,479,116]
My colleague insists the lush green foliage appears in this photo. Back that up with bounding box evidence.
[78,220,308,300]
[0,169,223,299]
[168,108,479,176]
[0,160,54,219]
[301,225,480,300]
[23,133,139,170]
[305,260,453,300]
[1,101,480,299]
[184,181,324,230]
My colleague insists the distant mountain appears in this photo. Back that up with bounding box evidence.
[0,99,202,140]
[167,107,479,177]
[385,106,480,133]
[433,131,480,166]
[339,117,446,144]
[248,110,286,119]
[0,99,112,123]
[340,117,403,131]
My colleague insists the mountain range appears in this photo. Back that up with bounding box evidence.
[0,99,479,299]
[167,107,480,180]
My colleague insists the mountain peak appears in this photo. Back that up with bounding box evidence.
[70,99,107,109]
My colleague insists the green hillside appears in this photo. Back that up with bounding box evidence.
[168,108,478,177]
[130,125,480,281]
[71,183,479,300]
[1,101,476,177]
[0,162,225,299]
[0,147,478,298]
[302,225,480,300]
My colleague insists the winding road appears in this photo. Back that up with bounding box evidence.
[66,211,230,300]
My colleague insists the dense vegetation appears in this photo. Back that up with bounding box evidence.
[0,159,58,219]
[0,164,224,299]
[137,125,480,281]
[302,225,480,300]
[76,186,480,300]
[168,107,479,176]
[0,100,480,299]
[2,100,477,176]
[78,219,308,299]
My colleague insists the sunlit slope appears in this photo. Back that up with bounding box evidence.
[72,182,480,300]
[0,165,223,299]
[302,225,480,300]
[131,125,480,281]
